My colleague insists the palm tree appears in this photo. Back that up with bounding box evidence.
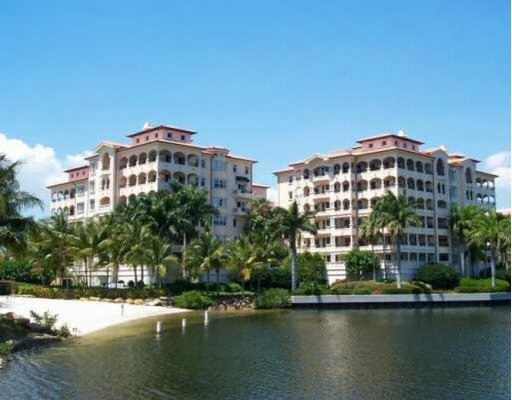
[373,191,421,288]
[68,220,109,287]
[0,154,43,251]
[467,210,506,288]
[102,230,129,288]
[124,221,152,286]
[145,235,179,287]
[186,232,224,294]
[497,214,511,270]
[359,215,381,280]
[277,201,316,291]
[450,205,483,277]
[226,238,258,295]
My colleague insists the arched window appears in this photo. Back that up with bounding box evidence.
[334,200,341,210]
[342,181,350,192]
[384,176,396,187]
[173,152,186,165]
[383,157,395,169]
[187,154,199,167]
[407,178,415,190]
[476,194,483,203]
[425,181,433,192]
[333,164,341,175]
[426,199,434,210]
[102,153,110,170]
[334,182,341,193]
[415,161,423,173]
[303,187,310,197]
[304,204,310,212]
[416,198,425,209]
[369,159,381,171]
[187,173,199,186]
[342,163,350,173]
[129,175,137,186]
[343,199,350,210]
[129,155,137,167]
[406,159,414,171]
[416,180,424,191]
[436,159,445,176]
[370,178,382,190]
[119,176,127,188]
[356,161,368,173]
[160,150,172,163]
[357,180,368,192]
[397,157,405,169]
[159,170,171,183]
[303,169,310,179]
[128,194,136,203]
[148,171,157,183]
[437,200,447,208]
[119,196,127,204]
[138,172,147,185]
[138,153,147,165]
[425,163,432,174]
[119,157,128,169]
[407,196,416,207]
[148,150,157,163]
[69,205,75,216]
[370,197,380,208]
[398,176,406,188]
[70,189,76,199]
[173,172,185,184]
[357,199,368,210]
[465,168,472,184]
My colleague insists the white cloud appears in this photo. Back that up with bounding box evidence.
[482,151,511,189]
[0,132,93,217]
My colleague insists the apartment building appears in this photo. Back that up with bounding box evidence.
[274,130,497,284]
[47,123,266,285]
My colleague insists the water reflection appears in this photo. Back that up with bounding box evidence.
[1,307,509,399]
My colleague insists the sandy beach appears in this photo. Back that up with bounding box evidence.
[0,296,189,336]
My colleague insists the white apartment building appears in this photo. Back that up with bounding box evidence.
[48,123,267,286]
[274,131,497,284]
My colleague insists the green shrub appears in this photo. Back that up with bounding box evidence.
[226,283,243,293]
[57,324,71,338]
[381,287,420,295]
[174,291,213,310]
[353,288,372,295]
[255,288,290,309]
[0,340,14,357]
[496,269,511,283]
[457,278,510,292]
[331,288,353,295]
[30,310,58,332]
[294,282,330,295]
[455,286,509,293]
[415,264,460,290]
[0,281,14,295]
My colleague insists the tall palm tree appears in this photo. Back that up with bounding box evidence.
[373,191,421,288]
[145,235,179,287]
[359,215,381,280]
[0,154,43,251]
[277,201,316,291]
[102,229,129,288]
[497,214,511,271]
[68,220,109,287]
[450,204,483,276]
[125,221,152,286]
[226,237,258,295]
[467,210,506,288]
[186,232,224,294]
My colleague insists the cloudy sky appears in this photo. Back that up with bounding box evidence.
[1,1,509,215]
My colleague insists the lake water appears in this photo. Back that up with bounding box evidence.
[0,306,509,399]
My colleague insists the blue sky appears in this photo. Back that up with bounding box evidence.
[0,0,510,213]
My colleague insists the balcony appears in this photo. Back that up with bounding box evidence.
[233,189,253,199]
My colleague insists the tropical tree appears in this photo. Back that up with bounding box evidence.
[68,220,109,287]
[276,201,316,291]
[124,221,152,286]
[372,191,421,288]
[450,205,484,276]
[226,238,258,295]
[102,228,129,288]
[0,154,43,251]
[145,235,179,287]
[359,215,382,280]
[344,249,380,281]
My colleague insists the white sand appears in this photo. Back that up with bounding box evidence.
[0,296,189,336]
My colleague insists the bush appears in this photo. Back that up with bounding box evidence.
[30,310,58,332]
[255,288,290,309]
[415,264,460,290]
[456,278,510,293]
[0,281,14,295]
[294,281,330,295]
[353,288,372,295]
[496,269,511,284]
[0,340,14,357]
[226,283,243,293]
[248,267,291,291]
[57,324,71,338]
[344,249,380,280]
[174,291,213,310]
[381,287,419,295]
[331,288,353,295]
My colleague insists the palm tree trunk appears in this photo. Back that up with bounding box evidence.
[134,265,138,285]
[382,230,388,279]
[140,265,144,286]
[371,244,376,280]
[216,268,220,295]
[460,251,465,277]
[396,236,402,289]
[291,242,298,291]
[491,254,497,288]
[182,233,187,279]
[106,267,109,287]
[114,264,119,289]
[206,270,210,295]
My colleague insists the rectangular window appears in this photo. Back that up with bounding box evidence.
[77,202,84,214]
[212,160,226,171]
[214,179,226,188]
[213,215,227,226]
[89,181,95,194]
[439,253,450,262]
[213,197,227,208]
[89,199,95,210]
[77,185,85,196]
[233,165,237,173]
[201,159,206,168]
[201,178,206,187]
[245,166,249,174]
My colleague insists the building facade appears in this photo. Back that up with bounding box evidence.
[274,131,497,284]
[48,123,266,285]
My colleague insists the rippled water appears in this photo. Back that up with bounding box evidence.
[0,307,509,399]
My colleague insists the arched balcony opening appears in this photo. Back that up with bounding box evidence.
[69,205,75,216]
[101,177,110,190]
[398,176,406,188]
[148,170,157,183]
[129,155,137,167]
[102,153,110,170]
[303,187,310,197]
[407,196,416,207]
[128,175,137,187]
[119,196,127,205]
[119,176,127,188]
[357,180,368,192]
[313,166,329,177]
[187,154,199,167]
[489,195,495,204]
[383,157,395,169]
[70,189,76,199]
[58,191,64,200]
[415,161,424,173]
[119,157,128,169]
[465,168,472,184]
[342,163,350,173]
[416,180,424,191]
[342,181,350,192]
[138,172,147,185]
[476,194,483,204]
[334,200,341,210]
[370,197,380,208]
[173,171,186,184]
[406,159,414,171]
[416,198,425,209]
[138,153,147,165]
[437,200,447,209]
[357,198,368,210]
[173,152,186,165]
[370,178,382,190]
[436,159,445,176]
[489,180,495,189]
[303,169,310,179]
[343,199,350,210]
[397,157,405,169]
[384,176,396,188]
[333,164,341,175]
[356,161,368,173]
[407,178,415,190]
[369,159,381,171]
[334,182,341,193]
[426,199,434,210]
[425,181,433,192]
[187,173,199,186]
[159,170,171,183]
[160,150,172,163]
[148,150,157,163]
[63,190,69,200]
[425,163,433,174]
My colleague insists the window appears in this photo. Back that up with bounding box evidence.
[136,138,140,143]
[77,203,84,214]
[382,141,387,145]
[233,165,237,173]
[245,166,249,174]
[201,159,206,168]
[89,181,95,194]
[77,185,85,196]
[214,179,226,188]
[213,215,227,226]
[439,253,449,262]
[201,178,206,187]
[233,218,237,227]
[181,135,186,141]
[89,199,95,210]
[213,197,227,208]
[167,132,172,138]
[288,191,293,200]
[369,143,373,148]
[410,252,417,261]
[212,160,226,171]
